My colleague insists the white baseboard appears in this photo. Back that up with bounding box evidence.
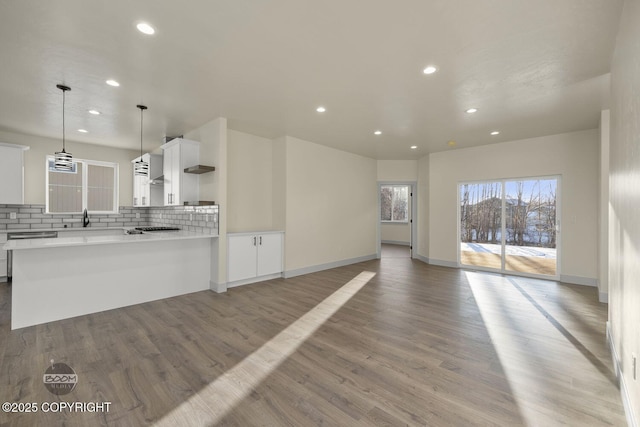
[415,254,429,264]
[559,274,598,287]
[381,240,410,246]
[209,280,227,293]
[607,322,637,427]
[227,273,283,289]
[599,291,609,303]
[428,258,458,268]
[284,254,377,279]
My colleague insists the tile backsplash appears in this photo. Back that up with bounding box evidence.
[147,205,219,234]
[0,204,218,234]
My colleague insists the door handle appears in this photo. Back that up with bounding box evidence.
[253,236,257,246]
[259,236,262,245]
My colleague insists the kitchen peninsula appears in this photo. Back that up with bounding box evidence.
[4,229,217,330]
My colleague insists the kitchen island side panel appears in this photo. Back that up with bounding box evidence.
[11,237,211,329]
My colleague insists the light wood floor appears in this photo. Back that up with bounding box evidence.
[380,243,411,258]
[0,256,625,426]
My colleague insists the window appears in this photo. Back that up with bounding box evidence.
[380,185,409,222]
[46,157,119,214]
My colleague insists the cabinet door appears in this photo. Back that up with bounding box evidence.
[140,154,150,206]
[163,146,174,205]
[166,144,182,205]
[257,233,283,276]
[143,180,151,206]
[170,144,181,205]
[0,146,24,204]
[228,235,258,282]
[132,169,141,206]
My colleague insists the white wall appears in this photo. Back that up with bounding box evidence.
[226,129,273,232]
[0,130,138,207]
[417,155,429,261]
[599,110,610,302]
[609,0,640,422]
[381,223,410,244]
[272,137,287,232]
[284,136,377,274]
[429,129,600,285]
[185,117,228,288]
[377,160,417,182]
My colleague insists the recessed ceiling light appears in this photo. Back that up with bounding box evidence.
[106,79,120,87]
[466,108,478,114]
[88,110,101,115]
[490,131,500,135]
[374,130,382,135]
[78,129,88,133]
[316,106,326,113]
[423,66,437,75]
[136,22,155,35]
[410,145,418,150]
[447,140,456,147]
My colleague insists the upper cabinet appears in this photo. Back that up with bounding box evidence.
[161,138,200,206]
[131,153,163,207]
[0,143,29,204]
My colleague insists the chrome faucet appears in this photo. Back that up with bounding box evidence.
[82,209,90,227]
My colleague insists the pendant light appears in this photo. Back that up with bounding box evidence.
[54,84,73,171]
[134,104,149,176]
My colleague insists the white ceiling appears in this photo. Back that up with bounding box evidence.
[0,0,622,159]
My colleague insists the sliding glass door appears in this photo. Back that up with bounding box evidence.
[459,177,558,278]
[460,182,503,270]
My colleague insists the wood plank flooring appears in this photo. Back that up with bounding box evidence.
[0,251,626,426]
[380,243,411,258]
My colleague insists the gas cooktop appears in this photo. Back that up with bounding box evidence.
[134,226,181,232]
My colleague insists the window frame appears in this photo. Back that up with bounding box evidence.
[457,175,560,280]
[380,184,410,223]
[45,156,119,214]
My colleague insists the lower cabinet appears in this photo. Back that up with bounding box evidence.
[227,232,283,285]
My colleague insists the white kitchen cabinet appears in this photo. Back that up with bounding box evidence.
[161,138,200,206]
[0,143,29,205]
[0,232,7,279]
[227,231,283,285]
[131,153,163,207]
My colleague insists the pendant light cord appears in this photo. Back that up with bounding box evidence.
[62,88,66,152]
[140,106,144,157]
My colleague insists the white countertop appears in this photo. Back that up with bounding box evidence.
[2,226,128,234]
[227,230,284,236]
[3,230,217,251]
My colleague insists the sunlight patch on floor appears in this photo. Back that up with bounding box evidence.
[466,271,574,426]
[156,271,376,426]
